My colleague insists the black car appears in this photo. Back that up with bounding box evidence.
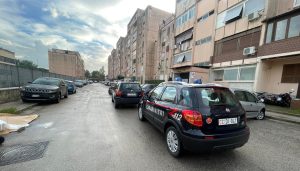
[20,77,68,103]
[112,82,143,108]
[142,84,156,95]
[66,80,77,94]
[138,82,250,157]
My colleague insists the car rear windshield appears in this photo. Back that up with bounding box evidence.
[120,83,141,91]
[32,78,59,86]
[195,87,240,107]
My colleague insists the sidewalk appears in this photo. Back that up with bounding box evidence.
[0,101,38,114]
[266,111,300,124]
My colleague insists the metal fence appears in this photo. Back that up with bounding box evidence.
[0,63,79,88]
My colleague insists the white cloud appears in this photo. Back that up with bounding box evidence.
[0,0,176,72]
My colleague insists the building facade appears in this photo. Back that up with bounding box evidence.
[210,0,300,98]
[172,0,217,83]
[108,6,171,83]
[0,48,16,66]
[48,49,85,78]
[154,15,175,81]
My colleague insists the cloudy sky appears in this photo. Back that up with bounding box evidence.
[0,0,175,72]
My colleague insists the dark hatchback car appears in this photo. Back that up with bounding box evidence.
[142,84,156,94]
[112,82,143,108]
[20,77,68,103]
[138,82,250,157]
[66,80,77,94]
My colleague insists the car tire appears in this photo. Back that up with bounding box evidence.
[114,101,119,109]
[166,126,182,157]
[65,91,68,98]
[55,93,61,103]
[0,136,4,144]
[256,110,265,120]
[138,105,145,121]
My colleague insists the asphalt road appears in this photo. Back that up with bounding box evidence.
[1,83,300,171]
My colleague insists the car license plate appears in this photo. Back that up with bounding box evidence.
[218,118,238,126]
[32,94,40,98]
[127,93,136,97]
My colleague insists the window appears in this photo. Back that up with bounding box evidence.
[216,11,226,28]
[294,0,300,7]
[195,36,212,46]
[196,88,240,107]
[288,15,300,38]
[239,67,256,80]
[213,70,224,81]
[161,87,177,103]
[275,19,287,41]
[281,63,300,83]
[224,4,243,24]
[244,91,257,103]
[176,55,185,63]
[150,86,164,101]
[224,69,238,80]
[178,88,193,107]
[245,0,265,16]
[198,10,214,23]
[234,91,247,101]
[266,23,273,43]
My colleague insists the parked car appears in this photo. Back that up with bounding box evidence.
[74,80,84,88]
[112,82,143,108]
[141,84,156,95]
[66,80,77,94]
[108,82,117,95]
[231,88,265,120]
[138,82,249,157]
[20,77,68,103]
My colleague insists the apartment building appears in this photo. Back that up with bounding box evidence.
[154,15,175,81]
[48,49,85,78]
[107,55,113,80]
[172,0,217,83]
[116,37,126,78]
[210,0,265,90]
[210,0,300,98]
[0,48,16,66]
[125,6,171,83]
[256,0,300,98]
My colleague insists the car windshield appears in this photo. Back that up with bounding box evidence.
[32,78,59,86]
[120,83,141,91]
[195,87,240,107]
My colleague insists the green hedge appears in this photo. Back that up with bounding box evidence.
[145,80,164,85]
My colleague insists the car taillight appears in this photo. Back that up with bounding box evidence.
[182,110,203,127]
[116,90,122,97]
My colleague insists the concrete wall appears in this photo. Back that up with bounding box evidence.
[0,88,20,104]
[255,57,299,96]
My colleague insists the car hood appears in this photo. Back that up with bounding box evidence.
[25,84,59,90]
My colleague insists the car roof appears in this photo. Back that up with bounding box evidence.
[230,88,252,92]
[159,82,227,88]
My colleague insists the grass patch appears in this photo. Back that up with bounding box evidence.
[266,105,300,116]
[0,107,18,114]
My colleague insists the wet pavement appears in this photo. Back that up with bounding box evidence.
[1,83,300,171]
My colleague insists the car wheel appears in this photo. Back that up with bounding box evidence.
[55,93,61,103]
[256,110,265,120]
[166,127,182,157]
[138,105,145,121]
[65,91,68,98]
[112,96,114,103]
[114,101,119,109]
[0,136,4,144]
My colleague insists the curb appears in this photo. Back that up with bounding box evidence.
[16,103,38,114]
[266,115,300,125]
[266,109,300,118]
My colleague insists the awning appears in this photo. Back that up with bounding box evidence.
[225,4,243,23]
[175,29,193,44]
[176,55,185,63]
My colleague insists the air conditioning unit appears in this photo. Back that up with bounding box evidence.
[248,11,260,21]
[243,47,256,56]
[174,45,177,49]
